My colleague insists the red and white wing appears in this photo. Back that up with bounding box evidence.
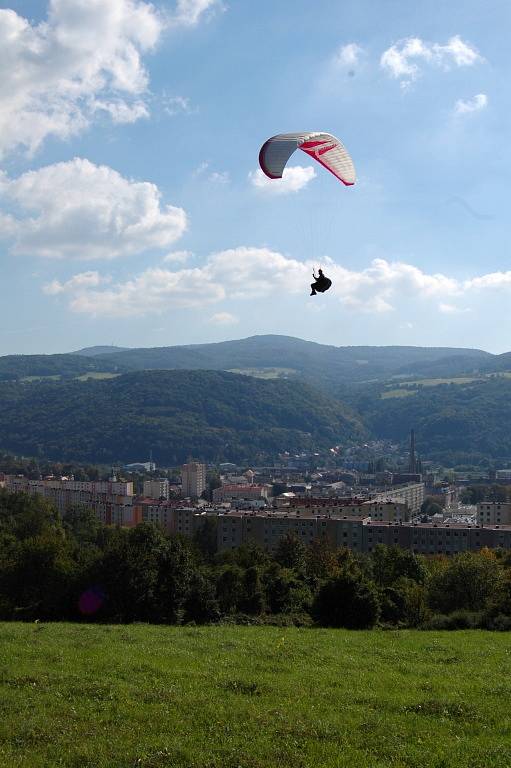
[258,132,355,186]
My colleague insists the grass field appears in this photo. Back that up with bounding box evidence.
[75,372,120,381]
[227,367,296,379]
[1,624,510,768]
[381,388,417,399]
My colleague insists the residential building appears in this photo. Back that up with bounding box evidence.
[4,475,139,526]
[373,482,425,517]
[142,478,170,500]
[181,462,206,498]
[212,484,271,503]
[477,502,511,526]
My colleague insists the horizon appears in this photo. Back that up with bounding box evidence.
[2,1,511,354]
[0,332,502,358]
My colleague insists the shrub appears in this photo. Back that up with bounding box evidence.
[313,571,380,629]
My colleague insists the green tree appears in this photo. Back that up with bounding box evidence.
[275,532,306,571]
[216,566,244,614]
[314,570,381,629]
[239,566,265,614]
[427,551,505,614]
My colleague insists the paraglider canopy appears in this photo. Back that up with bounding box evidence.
[259,132,356,186]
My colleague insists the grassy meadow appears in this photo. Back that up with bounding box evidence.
[0,623,510,768]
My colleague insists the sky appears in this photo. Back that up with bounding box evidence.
[1,0,511,355]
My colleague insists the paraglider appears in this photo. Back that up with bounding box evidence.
[258,131,356,186]
[258,132,355,296]
[310,268,332,296]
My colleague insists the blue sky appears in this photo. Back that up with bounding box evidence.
[1,0,510,354]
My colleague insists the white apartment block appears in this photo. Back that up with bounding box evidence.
[4,476,138,526]
[181,462,206,498]
[142,478,170,500]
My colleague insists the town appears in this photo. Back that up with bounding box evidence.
[3,430,510,557]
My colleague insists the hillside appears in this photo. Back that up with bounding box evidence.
[72,335,494,384]
[356,376,511,462]
[1,623,509,768]
[0,353,123,381]
[0,336,499,386]
[0,370,364,464]
[73,345,130,357]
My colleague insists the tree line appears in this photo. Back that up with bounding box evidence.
[1,489,511,630]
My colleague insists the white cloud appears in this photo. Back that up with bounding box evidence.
[333,43,364,69]
[438,302,469,314]
[209,312,238,326]
[164,95,196,116]
[43,271,108,295]
[209,171,230,184]
[163,250,193,263]
[0,158,187,260]
[380,35,482,88]
[170,0,223,27]
[249,166,316,195]
[454,93,488,115]
[0,0,164,156]
[43,249,511,318]
[0,0,221,157]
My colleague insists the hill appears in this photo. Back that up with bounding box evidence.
[72,345,131,357]
[0,369,364,464]
[1,623,508,768]
[0,353,123,382]
[355,376,511,462]
[0,336,499,386]
[74,335,495,385]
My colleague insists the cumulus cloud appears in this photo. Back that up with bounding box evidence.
[209,171,230,184]
[170,0,223,27]
[0,158,187,260]
[0,0,221,157]
[249,166,316,195]
[44,248,511,319]
[333,43,364,70]
[209,312,238,326]
[454,93,488,115]
[43,271,108,295]
[0,0,164,156]
[380,35,482,88]
[163,95,196,116]
[163,250,193,264]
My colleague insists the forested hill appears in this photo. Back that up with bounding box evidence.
[354,376,511,463]
[0,370,365,465]
[0,353,123,381]
[74,335,493,384]
[0,336,499,385]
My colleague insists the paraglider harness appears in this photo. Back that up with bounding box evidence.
[310,268,332,296]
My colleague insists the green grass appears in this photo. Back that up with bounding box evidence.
[227,367,296,379]
[400,376,482,387]
[381,388,417,399]
[1,624,510,768]
[75,372,120,381]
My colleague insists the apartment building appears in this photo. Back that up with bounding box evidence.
[477,502,511,526]
[212,484,271,503]
[279,497,409,522]
[181,462,206,498]
[142,478,170,500]
[4,476,139,526]
[373,482,425,517]
[216,509,511,556]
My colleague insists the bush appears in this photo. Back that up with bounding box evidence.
[313,571,380,629]
[485,613,511,631]
[421,610,484,630]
